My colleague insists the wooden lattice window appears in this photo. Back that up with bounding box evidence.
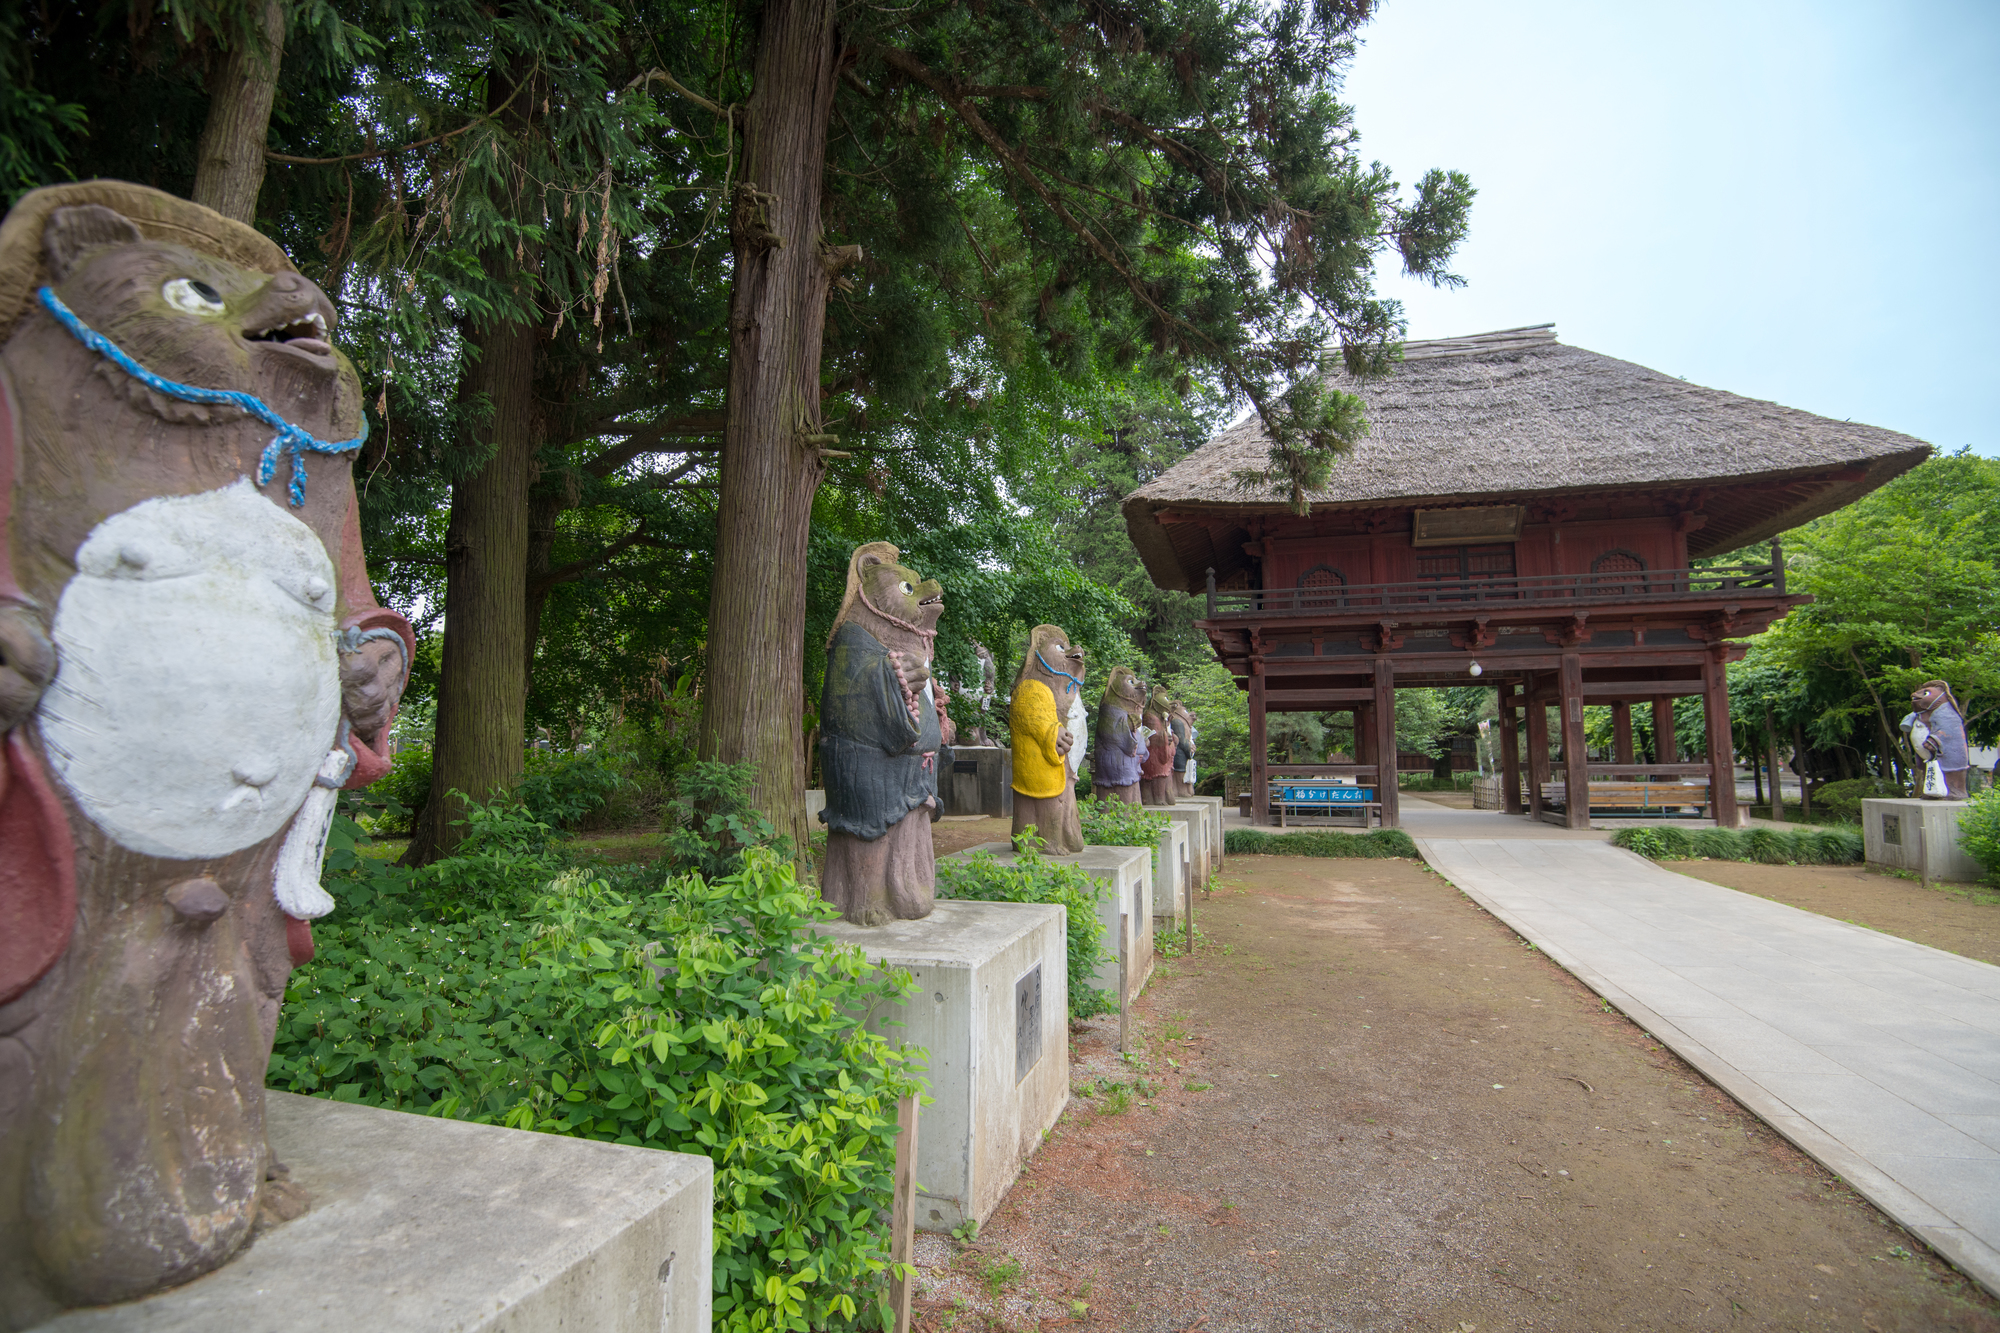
[1414,544,1517,600]
[1296,564,1346,608]
[1591,549,1646,575]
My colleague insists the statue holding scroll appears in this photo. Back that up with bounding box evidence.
[1009,625,1086,852]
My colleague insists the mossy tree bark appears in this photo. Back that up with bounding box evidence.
[698,0,839,853]
[191,0,285,224]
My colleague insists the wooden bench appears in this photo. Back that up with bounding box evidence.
[1539,780,1710,817]
[1269,783,1382,829]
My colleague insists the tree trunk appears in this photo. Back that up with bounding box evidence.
[192,0,285,224]
[403,57,543,866]
[698,0,839,853]
[403,311,540,864]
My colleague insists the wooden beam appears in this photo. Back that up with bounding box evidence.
[1525,683,1549,821]
[1375,658,1399,829]
[1248,672,1268,826]
[1653,696,1678,763]
[1263,688,1378,705]
[1498,686,1523,815]
[888,1093,919,1333]
[1560,653,1590,830]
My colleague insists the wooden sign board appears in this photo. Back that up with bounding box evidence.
[1411,505,1525,547]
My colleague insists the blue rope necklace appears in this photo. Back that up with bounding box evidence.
[37,285,366,507]
[1036,650,1082,698]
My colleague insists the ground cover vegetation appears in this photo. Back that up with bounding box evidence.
[1612,825,1865,866]
[934,836,1115,1019]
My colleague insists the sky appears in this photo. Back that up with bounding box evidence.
[1342,0,1999,457]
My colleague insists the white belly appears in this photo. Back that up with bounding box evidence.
[39,479,343,859]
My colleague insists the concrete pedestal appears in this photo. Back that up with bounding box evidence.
[1187,795,1225,870]
[1148,814,1196,933]
[1863,797,1983,883]
[949,844,1152,1036]
[811,901,1068,1233]
[941,746,1013,818]
[41,1093,712,1332]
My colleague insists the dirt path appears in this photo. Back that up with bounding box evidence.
[913,854,2000,1332]
[1668,862,2000,968]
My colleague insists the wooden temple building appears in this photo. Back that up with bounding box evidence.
[1123,326,1931,829]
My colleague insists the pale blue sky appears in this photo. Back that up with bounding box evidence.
[1344,0,1999,456]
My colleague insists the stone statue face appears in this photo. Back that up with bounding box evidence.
[1103,666,1146,713]
[1020,625,1085,698]
[859,555,943,635]
[1147,685,1172,717]
[1913,683,1948,713]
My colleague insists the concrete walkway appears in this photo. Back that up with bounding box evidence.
[1415,835,2000,1298]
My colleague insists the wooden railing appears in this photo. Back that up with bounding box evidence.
[1204,561,1785,618]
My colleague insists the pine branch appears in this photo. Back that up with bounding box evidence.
[529,527,673,595]
[579,411,729,476]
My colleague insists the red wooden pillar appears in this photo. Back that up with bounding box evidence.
[1355,704,1375,766]
[1248,668,1268,826]
[1652,696,1677,763]
[1702,653,1741,827]
[1374,658,1399,829]
[1559,653,1590,830]
[1525,677,1550,821]
[1612,701,1634,765]
[1498,684,1523,815]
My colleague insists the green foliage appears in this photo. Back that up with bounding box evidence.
[1078,803,1170,873]
[1955,787,2000,883]
[1166,660,1251,796]
[663,760,794,882]
[1223,829,1419,858]
[274,848,924,1333]
[1815,777,1905,821]
[1397,773,1479,792]
[1611,826,1863,866]
[516,748,631,831]
[935,848,1113,1020]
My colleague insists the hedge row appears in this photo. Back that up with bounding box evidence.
[1612,825,1863,865]
[1224,828,1421,858]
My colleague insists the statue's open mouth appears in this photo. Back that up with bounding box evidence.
[244,312,333,362]
[919,593,943,608]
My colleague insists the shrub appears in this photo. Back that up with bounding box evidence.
[366,744,432,835]
[274,849,923,1332]
[1224,828,1419,858]
[1078,802,1169,874]
[1815,777,1903,822]
[936,838,1114,1019]
[1957,786,2000,882]
[662,759,793,880]
[1611,826,1863,866]
[517,747,631,830]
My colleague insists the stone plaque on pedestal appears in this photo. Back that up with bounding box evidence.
[1863,797,1982,883]
[942,745,1013,818]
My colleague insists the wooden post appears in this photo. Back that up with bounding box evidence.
[1795,721,1813,819]
[888,1092,919,1333]
[1248,669,1268,826]
[1652,696,1678,763]
[1526,677,1550,821]
[1612,701,1634,765]
[1702,653,1740,827]
[1498,685,1523,815]
[1374,658,1398,829]
[1559,654,1590,830]
[1765,702,1785,822]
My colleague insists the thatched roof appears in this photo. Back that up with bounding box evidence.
[1125,325,1930,591]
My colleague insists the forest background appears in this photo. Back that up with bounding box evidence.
[4,0,1990,856]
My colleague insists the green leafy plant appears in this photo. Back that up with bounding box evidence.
[662,759,794,880]
[273,848,922,1332]
[1814,777,1904,821]
[1612,825,1862,865]
[1078,802,1170,873]
[949,1218,980,1246]
[936,846,1114,1020]
[516,747,632,830]
[1224,828,1419,858]
[1956,786,2000,882]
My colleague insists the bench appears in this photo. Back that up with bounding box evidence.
[1269,782,1381,829]
[1539,780,1710,817]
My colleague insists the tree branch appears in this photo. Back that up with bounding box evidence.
[579,410,728,476]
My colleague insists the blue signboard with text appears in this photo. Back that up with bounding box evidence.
[1272,784,1374,804]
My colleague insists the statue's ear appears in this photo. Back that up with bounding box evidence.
[856,551,887,572]
[43,206,144,282]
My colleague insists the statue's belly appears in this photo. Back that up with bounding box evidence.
[39,479,341,859]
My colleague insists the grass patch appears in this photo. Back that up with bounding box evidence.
[1612,825,1863,865]
[1225,828,1420,858]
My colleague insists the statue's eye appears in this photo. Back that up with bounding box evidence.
[162,278,227,315]
[899,581,914,596]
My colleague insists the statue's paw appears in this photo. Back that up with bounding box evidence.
[854,905,894,928]
[0,604,56,731]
